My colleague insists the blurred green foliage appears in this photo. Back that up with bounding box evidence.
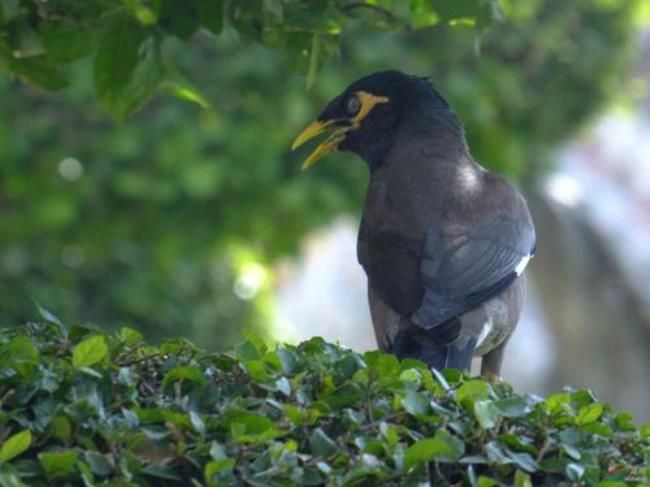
[0,0,643,346]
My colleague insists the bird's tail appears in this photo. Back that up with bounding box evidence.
[390,319,476,371]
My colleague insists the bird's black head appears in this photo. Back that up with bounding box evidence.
[292,70,459,169]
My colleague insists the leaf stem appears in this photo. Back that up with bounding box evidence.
[306,33,321,90]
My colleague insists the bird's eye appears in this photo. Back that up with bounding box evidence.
[346,96,361,116]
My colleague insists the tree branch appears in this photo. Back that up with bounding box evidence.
[339,2,399,23]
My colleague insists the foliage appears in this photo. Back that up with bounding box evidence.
[0,1,642,345]
[0,0,503,119]
[0,321,647,486]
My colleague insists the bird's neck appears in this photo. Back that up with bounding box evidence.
[407,107,468,155]
[369,107,470,174]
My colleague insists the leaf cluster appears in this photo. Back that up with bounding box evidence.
[0,319,647,485]
[0,0,502,118]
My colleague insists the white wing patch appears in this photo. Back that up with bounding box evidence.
[514,254,532,276]
[476,319,493,349]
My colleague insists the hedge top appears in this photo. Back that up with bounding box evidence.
[0,314,648,486]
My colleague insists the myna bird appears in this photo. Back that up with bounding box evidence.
[292,71,535,379]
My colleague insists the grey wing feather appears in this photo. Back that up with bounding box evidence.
[413,214,535,329]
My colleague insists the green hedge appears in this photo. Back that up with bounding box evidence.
[0,316,648,486]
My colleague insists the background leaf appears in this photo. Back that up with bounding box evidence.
[0,430,31,462]
[404,429,465,469]
[93,15,160,119]
[73,335,108,368]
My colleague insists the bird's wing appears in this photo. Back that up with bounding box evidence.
[412,212,536,329]
[357,219,424,315]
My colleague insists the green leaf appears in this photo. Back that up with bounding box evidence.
[545,393,572,415]
[566,463,585,481]
[380,422,399,447]
[73,335,108,368]
[402,391,431,417]
[306,33,320,89]
[0,41,68,90]
[190,410,205,434]
[410,0,441,28]
[275,376,291,395]
[276,347,298,374]
[474,400,501,429]
[135,407,192,428]
[640,424,650,439]
[50,416,72,441]
[561,444,582,461]
[241,359,270,382]
[197,0,224,34]
[580,421,613,437]
[83,451,113,476]
[38,450,78,480]
[205,459,235,482]
[0,463,28,487]
[94,15,160,119]
[576,403,604,425]
[35,303,67,336]
[494,395,534,418]
[234,340,262,360]
[161,75,211,109]
[0,336,38,370]
[220,409,282,443]
[310,428,337,457]
[39,22,97,63]
[455,380,489,407]
[162,366,205,389]
[514,470,533,487]
[507,451,538,473]
[614,411,636,431]
[322,383,364,409]
[283,404,302,425]
[399,368,422,385]
[209,441,227,460]
[404,430,465,470]
[499,433,537,456]
[477,477,500,487]
[538,457,569,473]
[119,326,143,346]
[0,430,31,462]
[363,350,400,378]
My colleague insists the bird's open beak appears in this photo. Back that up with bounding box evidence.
[292,91,389,170]
[291,119,348,170]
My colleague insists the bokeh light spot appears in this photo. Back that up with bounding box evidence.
[58,158,84,181]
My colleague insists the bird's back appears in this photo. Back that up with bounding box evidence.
[358,150,535,326]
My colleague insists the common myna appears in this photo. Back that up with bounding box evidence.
[292,71,536,379]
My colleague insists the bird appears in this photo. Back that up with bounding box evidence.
[292,70,535,380]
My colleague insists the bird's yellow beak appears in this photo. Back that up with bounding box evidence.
[292,91,390,170]
[291,119,346,170]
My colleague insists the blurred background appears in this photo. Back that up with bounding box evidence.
[2,1,650,420]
